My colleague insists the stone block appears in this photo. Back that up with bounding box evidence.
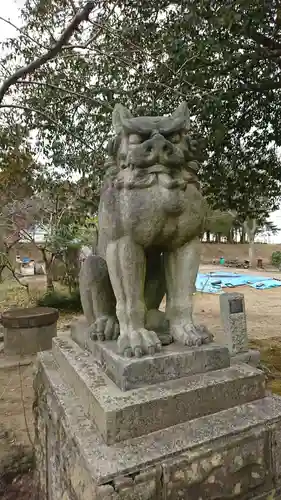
[2,307,58,356]
[4,323,57,356]
[219,292,248,354]
[52,336,265,444]
[161,429,270,499]
[34,352,281,499]
[70,316,87,349]
[2,306,58,329]
[231,349,261,367]
[87,338,230,390]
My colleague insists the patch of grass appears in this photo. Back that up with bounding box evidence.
[0,279,80,312]
[250,338,281,372]
[268,379,281,396]
[37,288,82,313]
[0,282,32,311]
[250,338,281,395]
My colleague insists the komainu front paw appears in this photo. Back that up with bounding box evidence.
[88,316,119,341]
[196,324,213,344]
[170,322,213,347]
[118,328,162,358]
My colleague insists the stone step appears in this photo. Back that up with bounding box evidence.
[86,337,231,391]
[37,349,281,493]
[52,336,266,444]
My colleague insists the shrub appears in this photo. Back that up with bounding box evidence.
[37,289,82,312]
[271,251,281,269]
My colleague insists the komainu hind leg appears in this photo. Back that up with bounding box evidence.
[144,250,166,311]
[164,238,213,346]
[106,236,161,357]
[144,251,171,343]
[79,254,119,341]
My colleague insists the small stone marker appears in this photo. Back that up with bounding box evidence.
[218,292,260,367]
[218,292,248,355]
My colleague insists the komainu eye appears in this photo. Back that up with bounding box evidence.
[168,133,181,143]
[128,134,142,144]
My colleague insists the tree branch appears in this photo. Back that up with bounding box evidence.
[14,80,113,110]
[236,79,281,93]
[0,16,46,49]
[0,1,95,104]
[229,21,281,51]
[0,104,96,150]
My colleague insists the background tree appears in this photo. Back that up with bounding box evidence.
[0,123,40,282]
[21,179,92,292]
[1,0,281,238]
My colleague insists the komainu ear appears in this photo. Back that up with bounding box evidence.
[112,104,133,134]
[171,102,190,131]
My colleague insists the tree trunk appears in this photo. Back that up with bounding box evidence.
[228,228,234,244]
[41,248,55,292]
[243,219,257,267]
[0,265,5,283]
[248,239,255,268]
[46,269,54,292]
[206,231,210,243]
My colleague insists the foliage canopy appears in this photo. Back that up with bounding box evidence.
[1,0,281,223]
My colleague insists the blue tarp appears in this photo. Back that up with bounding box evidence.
[196,271,281,294]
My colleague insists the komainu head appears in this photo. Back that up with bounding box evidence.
[108,102,200,174]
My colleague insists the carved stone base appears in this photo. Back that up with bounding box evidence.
[34,348,281,499]
[52,337,265,444]
[34,333,281,499]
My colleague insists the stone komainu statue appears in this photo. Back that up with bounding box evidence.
[79,102,213,357]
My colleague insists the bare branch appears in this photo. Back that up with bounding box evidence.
[0,1,95,104]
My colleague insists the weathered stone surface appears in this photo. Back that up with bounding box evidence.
[219,292,248,354]
[70,316,87,349]
[52,336,265,444]
[272,423,281,487]
[78,102,221,357]
[162,429,270,499]
[4,322,57,356]
[231,348,261,367]
[2,306,59,329]
[87,337,230,390]
[34,350,281,499]
[2,306,58,356]
[71,316,174,356]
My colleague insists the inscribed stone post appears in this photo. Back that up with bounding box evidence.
[218,292,248,355]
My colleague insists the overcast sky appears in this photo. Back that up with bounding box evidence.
[0,1,23,42]
[1,1,281,242]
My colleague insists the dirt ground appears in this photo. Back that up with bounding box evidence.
[194,265,281,340]
[0,365,36,499]
[1,264,281,496]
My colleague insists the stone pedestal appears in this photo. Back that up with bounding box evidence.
[2,307,58,356]
[34,327,281,499]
